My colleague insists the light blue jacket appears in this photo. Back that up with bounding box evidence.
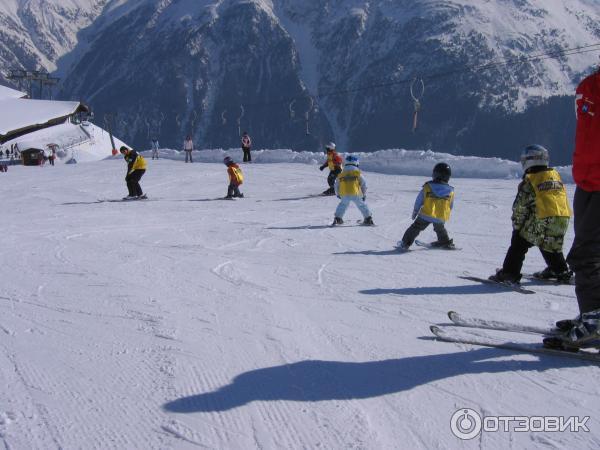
[413,181,455,224]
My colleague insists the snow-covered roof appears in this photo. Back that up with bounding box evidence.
[0,97,88,142]
[0,84,27,100]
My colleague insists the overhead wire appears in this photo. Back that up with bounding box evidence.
[239,42,600,110]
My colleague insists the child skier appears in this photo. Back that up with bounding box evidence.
[332,155,374,226]
[489,145,572,284]
[319,142,343,195]
[119,146,147,200]
[151,138,159,160]
[241,131,252,162]
[224,156,244,199]
[396,163,455,251]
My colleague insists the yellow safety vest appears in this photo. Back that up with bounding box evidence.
[337,169,362,196]
[126,152,147,171]
[231,166,244,184]
[526,169,571,219]
[420,183,454,222]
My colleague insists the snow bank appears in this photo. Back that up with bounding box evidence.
[143,147,574,183]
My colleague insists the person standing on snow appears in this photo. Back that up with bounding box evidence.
[332,155,374,226]
[151,138,160,160]
[544,67,600,349]
[223,156,244,199]
[319,142,343,195]
[241,131,252,163]
[397,163,456,251]
[119,146,147,200]
[489,145,571,284]
[183,135,194,163]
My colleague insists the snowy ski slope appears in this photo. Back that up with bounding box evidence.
[0,159,598,449]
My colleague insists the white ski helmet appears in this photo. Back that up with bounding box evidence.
[325,142,336,151]
[520,144,549,171]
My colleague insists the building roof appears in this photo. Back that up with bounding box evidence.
[0,97,89,142]
[0,84,27,100]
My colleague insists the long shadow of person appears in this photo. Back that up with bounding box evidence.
[163,347,587,413]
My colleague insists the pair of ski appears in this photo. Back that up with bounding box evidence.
[460,272,573,295]
[432,311,600,363]
[330,219,375,227]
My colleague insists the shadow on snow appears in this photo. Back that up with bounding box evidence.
[359,284,502,296]
[162,348,588,413]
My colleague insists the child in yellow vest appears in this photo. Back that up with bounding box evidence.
[224,156,244,198]
[397,163,455,250]
[332,155,374,226]
[119,146,147,200]
[490,145,572,284]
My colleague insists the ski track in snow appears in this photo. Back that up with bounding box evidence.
[0,160,598,449]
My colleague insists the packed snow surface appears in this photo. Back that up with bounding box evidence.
[0,159,597,449]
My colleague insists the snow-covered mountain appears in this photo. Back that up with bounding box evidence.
[3,0,600,162]
[0,0,107,77]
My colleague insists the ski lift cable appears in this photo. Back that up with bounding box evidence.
[235,42,600,110]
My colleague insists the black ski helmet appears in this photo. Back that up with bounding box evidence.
[432,162,451,182]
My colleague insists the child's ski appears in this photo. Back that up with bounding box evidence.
[430,325,600,363]
[458,274,535,295]
[447,311,559,336]
[521,274,575,286]
[415,240,460,250]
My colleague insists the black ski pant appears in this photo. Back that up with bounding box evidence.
[501,230,568,276]
[185,150,193,163]
[324,168,341,194]
[567,188,600,314]
[227,183,242,198]
[402,217,450,246]
[126,169,145,197]
[242,147,252,162]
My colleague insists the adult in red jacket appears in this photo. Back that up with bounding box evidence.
[549,68,600,349]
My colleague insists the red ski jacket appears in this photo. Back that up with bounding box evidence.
[573,70,600,192]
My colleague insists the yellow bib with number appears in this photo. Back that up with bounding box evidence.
[526,169,570,219]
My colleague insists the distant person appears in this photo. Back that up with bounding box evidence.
[545,67,600,349]
[183,135,194,163]
[489,145,571,284]
[319,142,343,195]
[332,155,374,226]
[119,146,147,200]
[49,147,56,166]
[396,163,455,251]
[0,149,4,159]
[151,138,159,160]
[241,131,252,162]
[223,156,244,199]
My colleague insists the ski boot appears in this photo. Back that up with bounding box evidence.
[533,267,573,283]
[331,217,344,226]
[137,194,148,200]
[430,239,456,250]
[395,240,409,252]
[322,188,335,196]
[488,269,521,284]
[543,309,600,351]
[122,195,137,200]
[362,216,375,226]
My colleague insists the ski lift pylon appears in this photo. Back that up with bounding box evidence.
[305,97,314,135]
[237,105,245,136]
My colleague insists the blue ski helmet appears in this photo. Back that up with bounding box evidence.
[223,156,234,165]
[345,154,359,166]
